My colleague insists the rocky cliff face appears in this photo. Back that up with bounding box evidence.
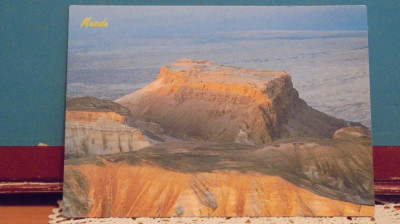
[63,126,374,217]
[65,97,150,156]
[64,164,373,217]
[64,60,373,218]
[116,59,355,145]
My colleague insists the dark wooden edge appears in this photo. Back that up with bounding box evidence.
[1,180,399,195]
[0,182,63,194]
[373,146,400,196]
[374,178,400,195]
[0,145,400,195]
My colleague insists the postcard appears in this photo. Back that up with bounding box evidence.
[63,5,374,217]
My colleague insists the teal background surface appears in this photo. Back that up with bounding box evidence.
[0,0,399,146]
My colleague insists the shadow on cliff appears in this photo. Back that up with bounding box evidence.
[63,59,374,217]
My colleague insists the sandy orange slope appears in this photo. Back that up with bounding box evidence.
[64,163,374,217]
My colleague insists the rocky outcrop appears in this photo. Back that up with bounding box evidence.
[66,111,127,123]
[63,125,374,217]
[65,97,150,156]
[333,126,371,139]
[63,60,373,218]
[66,96,131,118]
[116,59,358,145]
[65,117,150,156]
[64,164,373,217]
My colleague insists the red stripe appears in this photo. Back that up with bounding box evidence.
[0,146,399,195]
[373,146,400,179]
[0,146,64,181]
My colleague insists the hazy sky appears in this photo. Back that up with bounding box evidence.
[69,5,367,40]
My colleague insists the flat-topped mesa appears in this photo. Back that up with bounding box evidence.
[117,59,357,145]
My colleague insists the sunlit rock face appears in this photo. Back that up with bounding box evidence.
[64,164,374,217]
[63,60,374,218]
[116,59,358,145]
[65,97,150,156]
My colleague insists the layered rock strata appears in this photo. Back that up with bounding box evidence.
[65,97,150,156]
[116,59,358,145]
[66,96,131,118]
[63,60,373,217]
[64,164,373,217]
[63,126,374,217]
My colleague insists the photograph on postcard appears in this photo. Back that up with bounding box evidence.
[63,6,374,217]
